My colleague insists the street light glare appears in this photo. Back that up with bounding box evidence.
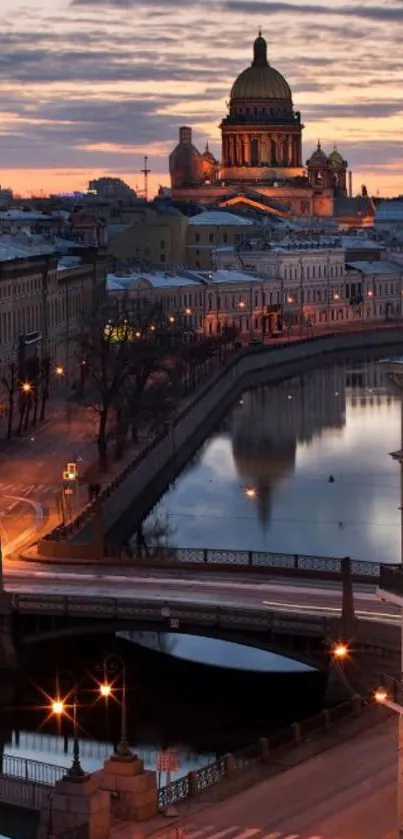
[100,683,112,698]
[245,486,256,498]
[21,382,32,393]
[55,365,65,376]
[374,688,388,704]
[332,642,349,660]
[52,699,65,715]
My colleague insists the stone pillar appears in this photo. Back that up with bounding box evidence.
[0,592,17,672]
[288,135,293,166]
[341,556,355,639]
[37,774,110,839]
[99,754,158,822]
[243,134,250,164]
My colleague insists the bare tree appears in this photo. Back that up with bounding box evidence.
[2,363,17,440]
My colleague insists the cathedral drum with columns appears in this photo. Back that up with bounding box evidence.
[221,31,304,182]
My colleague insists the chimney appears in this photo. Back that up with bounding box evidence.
[179,126,192,144]
[348,171,353,198]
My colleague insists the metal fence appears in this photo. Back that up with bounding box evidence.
[133,547,381,580]
[379,564,403,597]
[158,695,368,808]
[1,754,66,786]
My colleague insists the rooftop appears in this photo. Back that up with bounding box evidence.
[208,268,264,285]
[0,235,58,262]
[188,211,255,227]
[346,260,403,274]
[107,270,204,291]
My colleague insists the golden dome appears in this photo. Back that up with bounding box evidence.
[230,33,291,102]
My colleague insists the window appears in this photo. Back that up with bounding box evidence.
[161,254,166,263]
[223,233,228,243]
[195,233,200,243]
[209,233,214,243]
[160,240,165,250]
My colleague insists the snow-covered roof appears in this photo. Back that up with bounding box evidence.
[0,236,58,262]
[0,209,51,221]
[188,211,254,227]
[208,269,263,285]
[376,201,403,222]
[346,260,403,274]
[107,271,204,291]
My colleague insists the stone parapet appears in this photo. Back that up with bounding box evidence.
[37,774,110,839]
[98,755,158,822]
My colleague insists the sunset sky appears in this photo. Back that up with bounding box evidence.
[1,0,403,199]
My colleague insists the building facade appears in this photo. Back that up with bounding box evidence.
[0,246,106,389]
[107,247,403,339]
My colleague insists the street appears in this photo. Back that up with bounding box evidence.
[151,716,398,839]
[2,563,400,624]
[0,399,99,554]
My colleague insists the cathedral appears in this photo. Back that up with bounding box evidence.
[169,33,374,226]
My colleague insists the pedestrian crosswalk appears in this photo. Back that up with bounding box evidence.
[162,824,323,839]
[0,482,61,500]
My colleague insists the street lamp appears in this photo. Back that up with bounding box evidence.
[21,382,32,394]
[55,365,65,377]
[100,655,132,758]
[244,486,256,499]
[374,686,403,837]
[331,642,349,660]
[51,672,86,779]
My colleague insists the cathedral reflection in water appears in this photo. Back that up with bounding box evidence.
[142,356,400,561]
[231,360,393,528]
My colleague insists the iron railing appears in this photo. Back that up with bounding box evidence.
[120,546,381,580]
[379,564,403,598]
[157,694,369,808]
[1,754,66,786]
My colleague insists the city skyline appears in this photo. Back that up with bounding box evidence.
[1,0,403,198]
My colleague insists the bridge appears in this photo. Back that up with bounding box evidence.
[1,550,401,680]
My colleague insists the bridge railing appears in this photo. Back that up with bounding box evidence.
[158,694,369,809]
[105,546,381,581]
[1,754,66,786]
[379,564,403,598]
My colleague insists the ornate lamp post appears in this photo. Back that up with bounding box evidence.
[100,655,132,759]
[51,671,86,779]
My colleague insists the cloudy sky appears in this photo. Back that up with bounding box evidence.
[1,0,402,198]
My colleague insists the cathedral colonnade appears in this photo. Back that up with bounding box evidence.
[222,132,301,168]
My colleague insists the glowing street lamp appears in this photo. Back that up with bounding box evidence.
[55,365,65,377]
[238,301,246,309]
[51,672,85,779]
[245,486,256,499]
[99,683,112,698]
[168,316,175,324]
[333,293,340,301]
[286,295,294,304]
[332,642,349,660]
[21,382,32,394]
[52,699,65,716]
[101,656,131,758]
[185,308,192,315]
[374,687,403,714]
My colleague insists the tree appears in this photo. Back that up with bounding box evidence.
[78,311,135,471]
[2,363,17,440]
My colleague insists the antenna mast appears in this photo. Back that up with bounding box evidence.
[140,155,151,201]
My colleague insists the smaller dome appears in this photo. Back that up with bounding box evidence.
[307,141,328,165]
[328,145,344,166]
[202,142,218,164]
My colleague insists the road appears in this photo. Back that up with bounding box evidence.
[0,399,99,555]
[149,717,398,839]
[2,563,400,623]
